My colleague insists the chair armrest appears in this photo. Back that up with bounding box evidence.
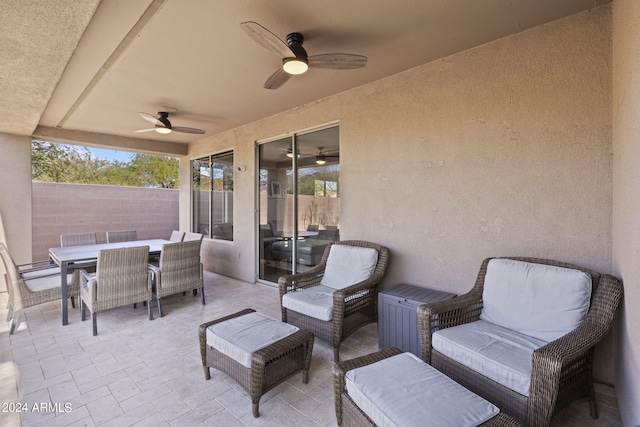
[17,259,55,272]
[417,289,482,363]
[147,264,160,274]
[332,347,403,426]
[278,267,324,296]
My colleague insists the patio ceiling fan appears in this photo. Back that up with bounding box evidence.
[314,147,339,165]
[135,111,205,135]
[240,21,367,89]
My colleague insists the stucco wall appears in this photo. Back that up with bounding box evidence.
[0,133,33,263]
[189,7,615,381]
[612,0,640,424]
[31,183,179,261]
[0,133,33,293]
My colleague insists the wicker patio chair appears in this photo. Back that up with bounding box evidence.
[169,230,184,242]
[278,240,389,362]
[183,232,204,242]
[60,232,97,247]
[333,347,521,427]
[0,242,79,334]
[80,245,153,336]
[106,230,137,243]
[60,232,98,273]
[418,257,624,426]
[148,240,204,317]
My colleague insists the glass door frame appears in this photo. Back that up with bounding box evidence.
[255,121,339,285]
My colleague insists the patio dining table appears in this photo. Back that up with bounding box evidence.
[49,239,171,325]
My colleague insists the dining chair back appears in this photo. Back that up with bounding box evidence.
[60,232,97,247]
[80,245,152,335]
[169,230,185,242]
[183,232,204,242]
[149,240,204,317]
[106,230,138,243]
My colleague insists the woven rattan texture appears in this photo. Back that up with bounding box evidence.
[417,257,623,427]
[198,309,314,418]
[278,240,389,362]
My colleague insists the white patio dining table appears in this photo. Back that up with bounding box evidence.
[49,239,171,325]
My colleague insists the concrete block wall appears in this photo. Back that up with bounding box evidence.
[32,182,179,260]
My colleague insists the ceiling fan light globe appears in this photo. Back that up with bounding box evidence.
[315,155,326,165]
[155,127,172,134]
[283,58,308,75]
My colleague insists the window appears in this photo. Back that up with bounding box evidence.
[192,151,234,240]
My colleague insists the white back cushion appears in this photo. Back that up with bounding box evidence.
[480,259,592,342]
[320,245,379,290]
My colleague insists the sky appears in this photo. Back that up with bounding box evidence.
[84,147,136,163]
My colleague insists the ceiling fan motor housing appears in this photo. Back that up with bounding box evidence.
[157,111,171,128]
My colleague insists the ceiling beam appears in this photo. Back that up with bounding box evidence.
[33,126,187,157]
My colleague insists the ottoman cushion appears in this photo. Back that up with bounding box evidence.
[346,352,499,427]
[206,312,299,368]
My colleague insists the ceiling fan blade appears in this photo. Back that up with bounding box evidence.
[134,128,158,133]
[308,53,367,69]
[139,112,162,126]
[171,126,206,134]
[241,21,294,58]
[264,68,292,90]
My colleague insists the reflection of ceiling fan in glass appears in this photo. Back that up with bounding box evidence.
[314,147,339,165]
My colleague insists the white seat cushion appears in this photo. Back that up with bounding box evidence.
[346,352,499,427]
[21,266,61,280]
[320,245,378,290]
[282,285,335,321]
[432,320,547,396]
[480,258,592,342]
[206,312,299,368]
[24,273,72,292]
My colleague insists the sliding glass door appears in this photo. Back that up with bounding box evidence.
[258,125,340,284]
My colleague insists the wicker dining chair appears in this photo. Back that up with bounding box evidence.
[60,232,97,247]
[183,232,204,242]
[80,246,153,336]
[418,257,624,427]
[106,230,138,243]
[148,240,204,317]
[0,242,79,334]
[169,230,185,242]
[278,240,390,362]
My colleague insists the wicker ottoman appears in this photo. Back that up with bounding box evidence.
[333,347,521,427]
[198,308,314,417]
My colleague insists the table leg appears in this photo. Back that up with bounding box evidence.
[61,262,68,325]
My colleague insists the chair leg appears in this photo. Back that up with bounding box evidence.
[71,296,75,309]
[334,347,340,363]
[6,302,13,322]
[148,299,154,320]
[9,311,20,335]
[157,297,163,318]
[199,287,205,305]
[92,312,97,336]
[193,289,198,296]
[252,402,259,418]
[81,299,86,321]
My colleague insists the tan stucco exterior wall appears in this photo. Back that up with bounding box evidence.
[189,6,615,380]
[612,0,640,424]
[0,133,33,265]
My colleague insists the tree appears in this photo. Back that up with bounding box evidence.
[31,140,179,188]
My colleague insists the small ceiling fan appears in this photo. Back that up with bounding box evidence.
[240,21,367,89]
[135,111,205,135]
[314,146,339,165]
